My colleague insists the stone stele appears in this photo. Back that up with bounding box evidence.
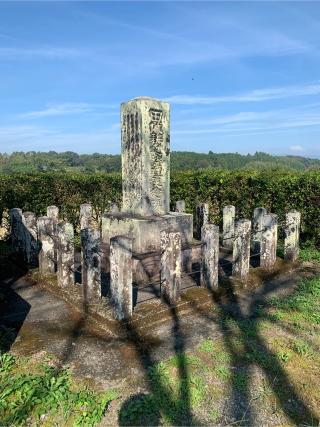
[102,97,195,267]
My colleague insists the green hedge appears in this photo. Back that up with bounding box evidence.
[0,170,319,244]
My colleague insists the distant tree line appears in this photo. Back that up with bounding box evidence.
[0,150,319,173]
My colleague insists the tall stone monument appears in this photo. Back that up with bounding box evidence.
[102,97,195,271]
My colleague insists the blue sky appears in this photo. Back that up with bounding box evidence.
[0,1,320,157]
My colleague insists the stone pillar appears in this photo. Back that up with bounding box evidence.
[37,216,55,275]
[232,219,251,279]
[80,203,92,230]
[195,203,209,240]
[201,223,219,289]
[175,200,186,213]
[284,211,301,261]
[47,205,59,222]
[81,227,101,299]
[47,205,59,265]
[110,235,133,320]
[160,230,181,305]
[252,207,267,254]
[222,205,235,249]
[110,203,119,213]
[23,212,38,264]
[260,214,278,269]
[57,222,74,288]
[9,208,24,254]
[121,97,170,216]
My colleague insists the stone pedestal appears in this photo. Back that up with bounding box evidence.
[102,211,193,264]
[160,230,181,305]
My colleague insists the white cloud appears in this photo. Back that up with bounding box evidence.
[165,83,320,105]
[290,145,304,152]
[18,102,117,119]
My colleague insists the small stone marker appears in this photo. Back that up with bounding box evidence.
[47,205,59,222]
[23,212,38,264]
[222,205,235,249]
[121,97,170,216]
[195,203,209,240]
[284,210,301,261]
[252,207,267,254]
[110,235,133,320]
[81,227,101,299]
[9,208,24,254]
[110,203,119,213]
[260,214,278,269]
[57,222,74,288]
[80,203,92,230]
[37,216,55,275]
[160,230,181,305]
[201,223,219,289]
[232,219,251,279]
[175,200,186,213]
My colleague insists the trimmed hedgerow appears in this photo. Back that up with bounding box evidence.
[0,170,319,244]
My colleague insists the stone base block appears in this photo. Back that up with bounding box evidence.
[102,211,193,253]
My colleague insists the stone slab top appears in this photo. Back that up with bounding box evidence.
[121,96,170,105]
[102,211,193,221]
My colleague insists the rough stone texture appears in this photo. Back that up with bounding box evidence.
[195,203,209,240]
[232,219,251,279]
[201,223,219,289]
[260,214,278,269]
[110,203,119,213]
[160,230,181,305]
[80,203,93,230]
[222,205,235,249]
[121,97,170,216]
[101,211,193,258]
[175,200,186,213]
[37,216,55,275]
[284,210,301,261]
[9,208,24,254]
[81,228,101,299]
[110,235,133,320]
[252,207,267,254]
[23,212,38,264]
[47,206,59,265]
[57,222,74,288]
[47,206,59,222]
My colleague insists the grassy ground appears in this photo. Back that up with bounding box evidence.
[0,246,319,426]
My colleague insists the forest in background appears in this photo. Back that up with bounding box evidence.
[0,150,319,173]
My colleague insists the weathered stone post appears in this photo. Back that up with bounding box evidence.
[80,203,92,230]
[195,203,209,240]
[252,207,267,254]
[110,235,133,320]
[232,219,251,279]
[57,222,74,288]
[110,203,119,213]
[260,214,278,269]
[23,212,38,264]
[284,210,301,261]
[9,208,24,254]
[47,205,59,222]
[160,230,181,305]
[201,223,219,289]
[81,227,101,300]
[37,216,55,275]
[47,205,59,265]
[176,200,186,213]
[222,205,235,249]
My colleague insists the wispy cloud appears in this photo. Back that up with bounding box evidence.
[0,46,82,60]
[290,145,304,152]
[19,102,117,119]
[166,83,320,105]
